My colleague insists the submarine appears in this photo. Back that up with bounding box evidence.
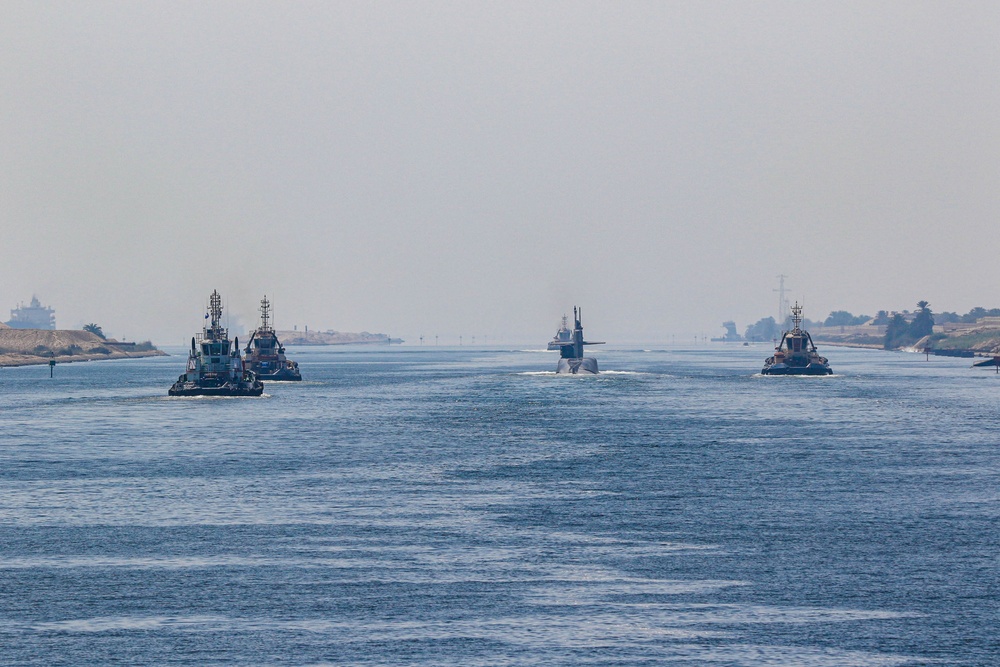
[761,302,833,375]
[554,306,604,374]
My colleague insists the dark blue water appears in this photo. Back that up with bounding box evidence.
[1,344,997,666]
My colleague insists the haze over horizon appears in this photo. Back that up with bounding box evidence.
[2,2,998,345]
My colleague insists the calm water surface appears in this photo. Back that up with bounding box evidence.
[0,344,997,666]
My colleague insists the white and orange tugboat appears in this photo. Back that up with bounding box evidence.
[761,303,833,375]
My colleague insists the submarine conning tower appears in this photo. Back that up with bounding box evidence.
[555,306,604,374]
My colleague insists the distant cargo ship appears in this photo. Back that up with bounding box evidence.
[546,315,572,350]
[7,296,55,329]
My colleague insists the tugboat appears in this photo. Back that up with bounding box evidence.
[554,306,604,374]
[244,295,301,381]
[546,314,572,350]
[761,302,833,375]
[168,290,264,396]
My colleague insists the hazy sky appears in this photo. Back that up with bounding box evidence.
[2,2,998,343]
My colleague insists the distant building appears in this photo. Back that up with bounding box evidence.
[7,296,56,329]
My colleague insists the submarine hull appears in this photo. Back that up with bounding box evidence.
[168,384,264,397]
[557,357,599,375]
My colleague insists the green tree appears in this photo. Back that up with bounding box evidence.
[744,317,779,342]
[884,313,910,349]
[825,311,857,327]
[910,301,934,339]
[83,323,106,339]
[962,307,987,323]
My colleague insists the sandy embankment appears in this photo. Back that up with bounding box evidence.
[808,325,886,350]
[811,341,884,349]
[275,330,393,345]
[0,329,166,367]
[814,326,1000,355]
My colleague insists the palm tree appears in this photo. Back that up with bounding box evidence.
[83,323,106,339]
[911,301,934,339]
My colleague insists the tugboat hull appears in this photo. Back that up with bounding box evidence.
[761,363,832,376]
[168,383,264,397]
[168,376,264,396]
[254,367,301,381]
[557,357,599,374]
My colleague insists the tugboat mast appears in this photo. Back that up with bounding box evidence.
[259,295,273,333]
[206,290,225,339]
[790,301,803,333]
